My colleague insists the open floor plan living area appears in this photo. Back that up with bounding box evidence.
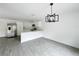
[0,3,79,56]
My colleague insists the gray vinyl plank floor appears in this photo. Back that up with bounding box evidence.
[0,37,79,56]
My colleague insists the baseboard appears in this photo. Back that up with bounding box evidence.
[44,36,79,49]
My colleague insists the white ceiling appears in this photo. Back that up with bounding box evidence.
[0,3,79,21]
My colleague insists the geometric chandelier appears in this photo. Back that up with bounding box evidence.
[45,3,59,22]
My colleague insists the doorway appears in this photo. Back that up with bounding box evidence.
[7,23,17,37]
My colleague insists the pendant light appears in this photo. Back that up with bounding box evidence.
[45,3,59,22]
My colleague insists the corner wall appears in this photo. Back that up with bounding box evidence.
[42,4,79,48]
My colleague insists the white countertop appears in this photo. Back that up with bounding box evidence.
[21,30,43,43]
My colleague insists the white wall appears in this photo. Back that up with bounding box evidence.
[23,21,36,31]
[0,20,7,37]
[0,18,23,37]
[23,21,42,32]
[17,21,23,35]
[42,4,79,48]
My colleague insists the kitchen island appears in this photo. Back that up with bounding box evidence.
[21,31,43,43]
